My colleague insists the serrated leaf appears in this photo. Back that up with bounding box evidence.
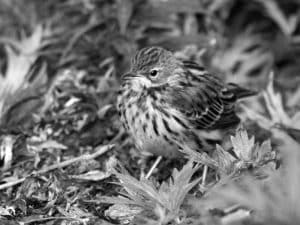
[213,144,236,175]
[0,26,49,129]
[231,129,255,162]
[200,131,300,225]
[158,160,201,213]
[242,73,299,131]
[254,140,272,162]
[102,160,201,223]
[179,144,219,168]
[1,25,46,93]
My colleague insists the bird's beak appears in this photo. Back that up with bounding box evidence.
[121,73,141,81]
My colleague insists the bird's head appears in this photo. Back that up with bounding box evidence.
[122,47,181,88]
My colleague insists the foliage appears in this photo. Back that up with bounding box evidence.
[103,160,201,224]
[0,0,299,224]
[197,131,300,225]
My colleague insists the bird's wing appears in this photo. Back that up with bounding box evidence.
[165,60,242,130]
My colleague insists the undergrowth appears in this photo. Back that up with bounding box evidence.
[0,0,299,224]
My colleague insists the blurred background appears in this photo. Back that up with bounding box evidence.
[0,0,300,225]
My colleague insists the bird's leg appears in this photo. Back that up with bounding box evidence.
[145,156,162,179]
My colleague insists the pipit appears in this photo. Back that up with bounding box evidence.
[117,46,255,170]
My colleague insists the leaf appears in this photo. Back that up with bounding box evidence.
[0,135,16,171]
[231,129,255,162]
[116,0,134,34]
[185,15,200,37]
[0,25,50,129]
[212,128,276,176]
[0,205,14,217]
[0,25,46,93]
[204,0,235,13]
[158,160,201,214]
[71,170,110,181]
[27,139,67,153]
[263,72,292,126]
[213,144,236,175]
[287,86,300,108]
[255,0,298,36]
[212,33,273,85]
[179,144,219,168]
[101,160,201,224]
[253,139,273,164]
[196,129,300,224]
[242,72,299,130]
[57,205,94,219]
[105,204,143,224]
[150,0,205,13]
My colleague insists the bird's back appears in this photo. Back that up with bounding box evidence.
[164,60,256,131]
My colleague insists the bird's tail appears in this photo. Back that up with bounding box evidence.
[227,83,257,99]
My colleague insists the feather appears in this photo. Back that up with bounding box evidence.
[164,60,254,130]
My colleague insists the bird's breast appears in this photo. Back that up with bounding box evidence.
[117,86,189,157]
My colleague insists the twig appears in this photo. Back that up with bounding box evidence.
[22,216,83,224]
[0,144,114,190]
[145,156,162,179]
[201,165,208,186]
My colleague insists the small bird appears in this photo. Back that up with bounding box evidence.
[117,46,255,166]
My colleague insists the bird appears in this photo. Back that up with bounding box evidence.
[117,46,255,169]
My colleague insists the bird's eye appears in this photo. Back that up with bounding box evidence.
[149,69,158,78]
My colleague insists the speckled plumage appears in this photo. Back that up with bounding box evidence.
[117,46,255,158]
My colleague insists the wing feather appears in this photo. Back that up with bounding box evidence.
[165,60,242,130]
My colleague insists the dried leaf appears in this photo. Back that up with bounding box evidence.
[57,205,94,219]
[0,206,14,216]
[0,135,16,171]
[105,204,143,224]
[71,170,111,181]
[27,139,67,152]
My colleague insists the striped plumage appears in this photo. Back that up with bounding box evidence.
[117,47,255,158]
